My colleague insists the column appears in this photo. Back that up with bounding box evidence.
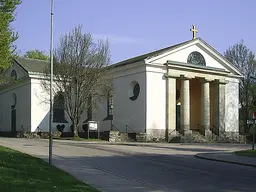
[166,77,176,139]
[213,79,227,136]
[201,79,211,137]
[180,77,191,134]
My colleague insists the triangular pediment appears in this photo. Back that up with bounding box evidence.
[6,59,29,80]
[145,38,242,77]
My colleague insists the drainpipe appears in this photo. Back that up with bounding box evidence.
[165,62,169,142]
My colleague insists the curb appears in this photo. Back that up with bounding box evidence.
[195,153,256,168]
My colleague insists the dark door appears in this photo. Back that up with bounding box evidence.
[11,107,16,133]
[176,104,180,131]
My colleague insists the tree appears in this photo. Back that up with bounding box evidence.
[0,0,22,80]
[42,25,112,137]
[224,40,256,134]
[24,49,49,60]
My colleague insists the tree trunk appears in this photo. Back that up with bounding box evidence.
[73,118,79,137]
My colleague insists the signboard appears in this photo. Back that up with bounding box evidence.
[88,121,98,131]
[87,121,100,140]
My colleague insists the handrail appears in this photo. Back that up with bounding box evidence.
[111,124,119,131]
[125,124,136,133]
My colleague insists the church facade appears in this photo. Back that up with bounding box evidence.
[0,36,243,142]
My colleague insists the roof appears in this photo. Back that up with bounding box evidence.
[14,57,49,73]
[109,38,197,69]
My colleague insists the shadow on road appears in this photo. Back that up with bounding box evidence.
[50,147,256,192]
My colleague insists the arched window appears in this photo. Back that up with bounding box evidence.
[53,92,67,123]
[12,93,17,108]
[11,70,17,80]
[187,51,206,66]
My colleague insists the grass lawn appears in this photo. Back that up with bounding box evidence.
[234,150,256,157]
[0,146,100,192]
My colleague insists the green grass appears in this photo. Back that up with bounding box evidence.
[234,150,256,157]
[0,146,100,192]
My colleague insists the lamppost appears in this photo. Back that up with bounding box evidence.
[48,0,54,165]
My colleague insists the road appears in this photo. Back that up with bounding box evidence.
[0,138,256,192]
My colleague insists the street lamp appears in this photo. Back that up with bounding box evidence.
[48,0,54,165]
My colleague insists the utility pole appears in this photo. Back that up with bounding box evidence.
[49,0,54,165]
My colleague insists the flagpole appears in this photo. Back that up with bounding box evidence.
[49,0,54,165]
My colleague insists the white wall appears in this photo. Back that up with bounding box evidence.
[225,78,239,132]
[0,81,31,132]
[146,65,166,134]
[30,78,71,132]
[108,64,147,133]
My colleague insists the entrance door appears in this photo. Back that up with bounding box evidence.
[176,104,180,131]
[11,107,16,134]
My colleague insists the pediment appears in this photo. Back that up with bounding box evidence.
[6,59,29,80]
[145,38,242,77]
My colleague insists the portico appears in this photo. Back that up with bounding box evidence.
[165,60,229,141]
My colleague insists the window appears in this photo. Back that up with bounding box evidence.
[103,92,113,121]
[11,70,17,80]
[108,92,113,116]
[187,51,206,66]
[53,92,67,123]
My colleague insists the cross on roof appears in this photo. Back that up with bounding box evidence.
[190,25,198,40]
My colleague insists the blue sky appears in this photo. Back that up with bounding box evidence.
[13,0,256,63]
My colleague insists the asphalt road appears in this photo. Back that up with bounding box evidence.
[0,138,255,192]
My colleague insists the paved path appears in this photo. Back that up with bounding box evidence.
[1,138,256,192]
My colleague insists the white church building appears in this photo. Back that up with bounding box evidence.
[0,35,244,142]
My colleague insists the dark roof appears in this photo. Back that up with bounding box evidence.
[109,38,196,69]
[14,57,49,73]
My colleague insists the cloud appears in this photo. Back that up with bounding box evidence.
[92,33,150,45]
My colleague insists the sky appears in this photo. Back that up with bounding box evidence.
[12,0,256,64]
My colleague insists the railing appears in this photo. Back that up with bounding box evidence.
[125,124,136,133]
[111,124,119,131]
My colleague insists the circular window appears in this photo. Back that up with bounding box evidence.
[129,81,140,101]
[187,51,206,66]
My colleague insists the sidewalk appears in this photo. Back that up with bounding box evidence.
[195,152,256,167]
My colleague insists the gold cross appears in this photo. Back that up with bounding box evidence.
[190,24,198,39]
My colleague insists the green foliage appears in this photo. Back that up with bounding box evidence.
[0,0,21,79]
[224,40,256,133]
[24,49,49,60]
[0,146,100,192]
[234,149,256,157]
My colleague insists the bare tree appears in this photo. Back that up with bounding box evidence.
[42,25,112,137]
[224,40,256,134]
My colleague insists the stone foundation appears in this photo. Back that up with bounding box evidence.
[219,132,246,143]
[17,131,62,139]
[145,129,165,142]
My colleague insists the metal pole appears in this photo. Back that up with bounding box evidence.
[49,0,54,165]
